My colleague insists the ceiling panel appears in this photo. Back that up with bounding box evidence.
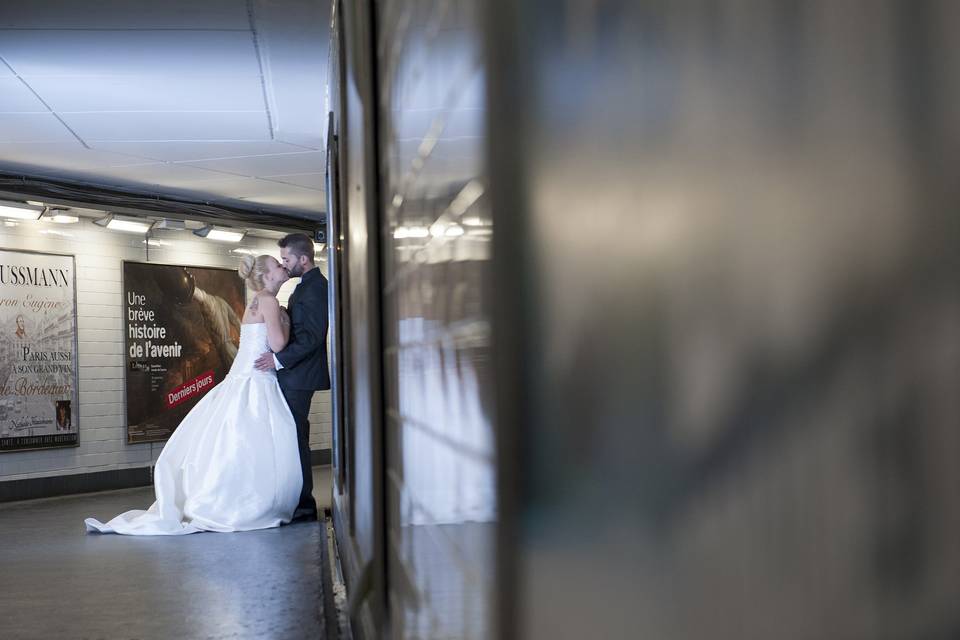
[0,0,330,219]
[74,174,322,213]
[26,75,265,112]
[183,151,325,177]
[63,111,271,141]
[84,162,232,185]
[0,160,147,186]
[87,140,317,162]
[253,0,327,149]
[240,185,326,210]
[162,175,323,204]
[0,30,259,77]
[0,142,150,169]
[0,1,250,30]
[0,113,75,142]
[0,77,46,112]
[245,180,323,200]
[158,175,274,197]
[259,173,325,190]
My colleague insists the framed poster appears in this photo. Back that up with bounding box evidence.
[0,249,79,452]
[123,261,245,444]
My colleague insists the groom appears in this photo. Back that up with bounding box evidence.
[255,232,330,522]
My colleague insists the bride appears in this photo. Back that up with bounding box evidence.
[85,255,302,535]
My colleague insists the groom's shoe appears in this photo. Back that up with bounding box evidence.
[290,507,319,523]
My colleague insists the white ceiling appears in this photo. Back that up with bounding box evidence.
[0,0,329,220]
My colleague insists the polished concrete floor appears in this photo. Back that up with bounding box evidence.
[0,467,334,640]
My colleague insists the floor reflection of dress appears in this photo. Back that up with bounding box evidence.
[398,320,495,526]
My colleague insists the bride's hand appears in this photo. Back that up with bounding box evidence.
[254,351,277,371]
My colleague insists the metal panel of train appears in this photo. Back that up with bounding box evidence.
[328,1,960,638]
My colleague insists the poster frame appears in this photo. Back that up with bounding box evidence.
[121,259,247,445]
[0,246,80,453]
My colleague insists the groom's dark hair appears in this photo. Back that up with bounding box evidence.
[278,233,315,263]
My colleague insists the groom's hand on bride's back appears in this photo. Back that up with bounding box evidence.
[254,351,277,371]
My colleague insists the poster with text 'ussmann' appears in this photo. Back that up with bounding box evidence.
[0,249,79,452]
[123,261,245,444]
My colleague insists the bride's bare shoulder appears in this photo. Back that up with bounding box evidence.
[243,291,277,320]
[257,292,279,310]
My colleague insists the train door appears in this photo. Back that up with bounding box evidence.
[328,0,388,636]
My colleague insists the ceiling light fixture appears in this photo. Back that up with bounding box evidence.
[194,225,245,243]
[45,209,79,224]
[0,201,44,221]
[154,218,187,231]
[93,214,153,234]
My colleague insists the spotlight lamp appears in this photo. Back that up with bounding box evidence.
[0,201,44,221]
[194,225,245,243]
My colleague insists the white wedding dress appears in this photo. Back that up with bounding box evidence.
[85,323,302,535]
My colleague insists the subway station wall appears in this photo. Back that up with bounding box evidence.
[0,217,331,483]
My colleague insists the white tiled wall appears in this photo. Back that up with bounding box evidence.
[0,216,331,482]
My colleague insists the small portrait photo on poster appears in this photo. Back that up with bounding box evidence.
[14,313,26,339]
[56,400,71,431]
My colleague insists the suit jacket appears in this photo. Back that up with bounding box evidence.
[276,267,331,391]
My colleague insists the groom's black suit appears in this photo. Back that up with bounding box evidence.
[275,266,330,514]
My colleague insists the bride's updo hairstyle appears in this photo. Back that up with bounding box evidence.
[238,255,273,292]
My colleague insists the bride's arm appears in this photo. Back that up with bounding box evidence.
[259,294,288,352]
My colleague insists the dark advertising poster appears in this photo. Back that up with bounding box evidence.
[123,261,245,444]
[0,249,79,452]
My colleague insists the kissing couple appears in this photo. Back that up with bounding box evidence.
[85,233,330,535]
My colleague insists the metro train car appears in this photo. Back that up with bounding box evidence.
[325,1,960,639]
